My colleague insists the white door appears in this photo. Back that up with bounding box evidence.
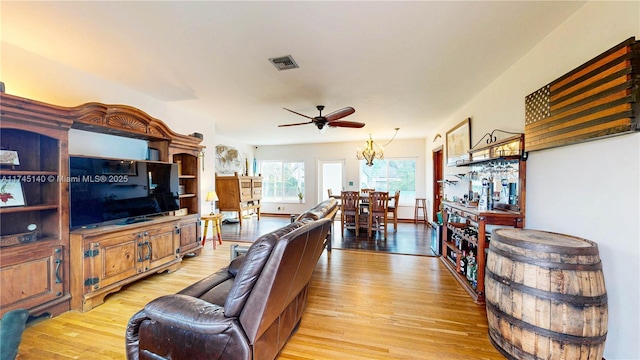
[318,160,344,203]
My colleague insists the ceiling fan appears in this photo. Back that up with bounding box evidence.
[278,105,365,130]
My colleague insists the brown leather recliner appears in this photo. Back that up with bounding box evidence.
[125,210,334,360]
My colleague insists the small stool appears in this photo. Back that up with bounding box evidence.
[201,213,223,248]
[414,198,427,224]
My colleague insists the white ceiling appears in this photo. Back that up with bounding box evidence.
[2,1,585,146]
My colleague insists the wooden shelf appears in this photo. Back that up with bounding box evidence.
[446,223,480,246]
[456,134,526,167]
[440,255,481,303]
[444,240,461,253]
[0,204,58,214]
[0,170,58,176]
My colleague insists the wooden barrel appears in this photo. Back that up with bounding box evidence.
[485,229,608,360]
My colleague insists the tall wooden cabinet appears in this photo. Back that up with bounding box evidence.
[215,173,262,226]
[0,93,74,318]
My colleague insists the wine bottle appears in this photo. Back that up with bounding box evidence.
[460,250,467,276]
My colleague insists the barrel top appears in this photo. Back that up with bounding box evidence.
[492,228,598,253]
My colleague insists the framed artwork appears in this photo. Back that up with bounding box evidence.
[446,118,471,166]
[0,150,20,166]
[215,145,244,175]
[0,179,26,207]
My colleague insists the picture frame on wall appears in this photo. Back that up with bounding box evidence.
[0,179,26,207]
[446,118,471,166]
[215,144,244,175]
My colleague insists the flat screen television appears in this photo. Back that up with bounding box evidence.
[69,155,179,229]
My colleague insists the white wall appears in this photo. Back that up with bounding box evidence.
[427,2,640,358]
[255,138,426,218]
[1,43,218,213]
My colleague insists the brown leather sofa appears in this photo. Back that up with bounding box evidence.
[125,199,337,360]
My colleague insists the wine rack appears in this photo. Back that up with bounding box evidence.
[441,202,524,304]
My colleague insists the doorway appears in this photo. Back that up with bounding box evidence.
[432,146,443,222]
[318,160,344,203]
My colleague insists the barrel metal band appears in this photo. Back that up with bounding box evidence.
[485,269,608,305]
[488,247,603,271]
[486,301,608,345]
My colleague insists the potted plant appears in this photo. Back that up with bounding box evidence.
[297,188,304,203]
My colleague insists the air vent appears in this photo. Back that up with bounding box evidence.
[269,55,299,71]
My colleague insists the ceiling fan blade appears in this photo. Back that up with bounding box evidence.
[324,107,355,122]
[327,120,366,128]
[278,120,314,127]
[283,107,315,120]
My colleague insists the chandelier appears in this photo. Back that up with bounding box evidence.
[356,134,384,166]
[356,128,399,166]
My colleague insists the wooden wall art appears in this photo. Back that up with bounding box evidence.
[525,37,639,152]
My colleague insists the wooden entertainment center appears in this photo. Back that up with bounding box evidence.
[0,92,204,315]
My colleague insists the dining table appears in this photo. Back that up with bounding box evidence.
[335,191,391,221]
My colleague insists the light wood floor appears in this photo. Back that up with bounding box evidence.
[16,234,505,359]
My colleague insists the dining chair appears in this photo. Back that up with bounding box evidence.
[366,191,389,239]
[360,188,374,211]
[329,189,341,210]
[387,190,400,232]
[340,191,360,237]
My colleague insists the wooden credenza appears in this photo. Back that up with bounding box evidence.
[215,173,262,226]
[70,216,182,312]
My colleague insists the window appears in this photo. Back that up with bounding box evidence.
[261,160,305,202]
[359,158,416,205]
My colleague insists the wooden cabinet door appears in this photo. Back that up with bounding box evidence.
[85,230,141,291]
[144,224,178,271]
[179,218,198,249]
[0,245,65,315]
